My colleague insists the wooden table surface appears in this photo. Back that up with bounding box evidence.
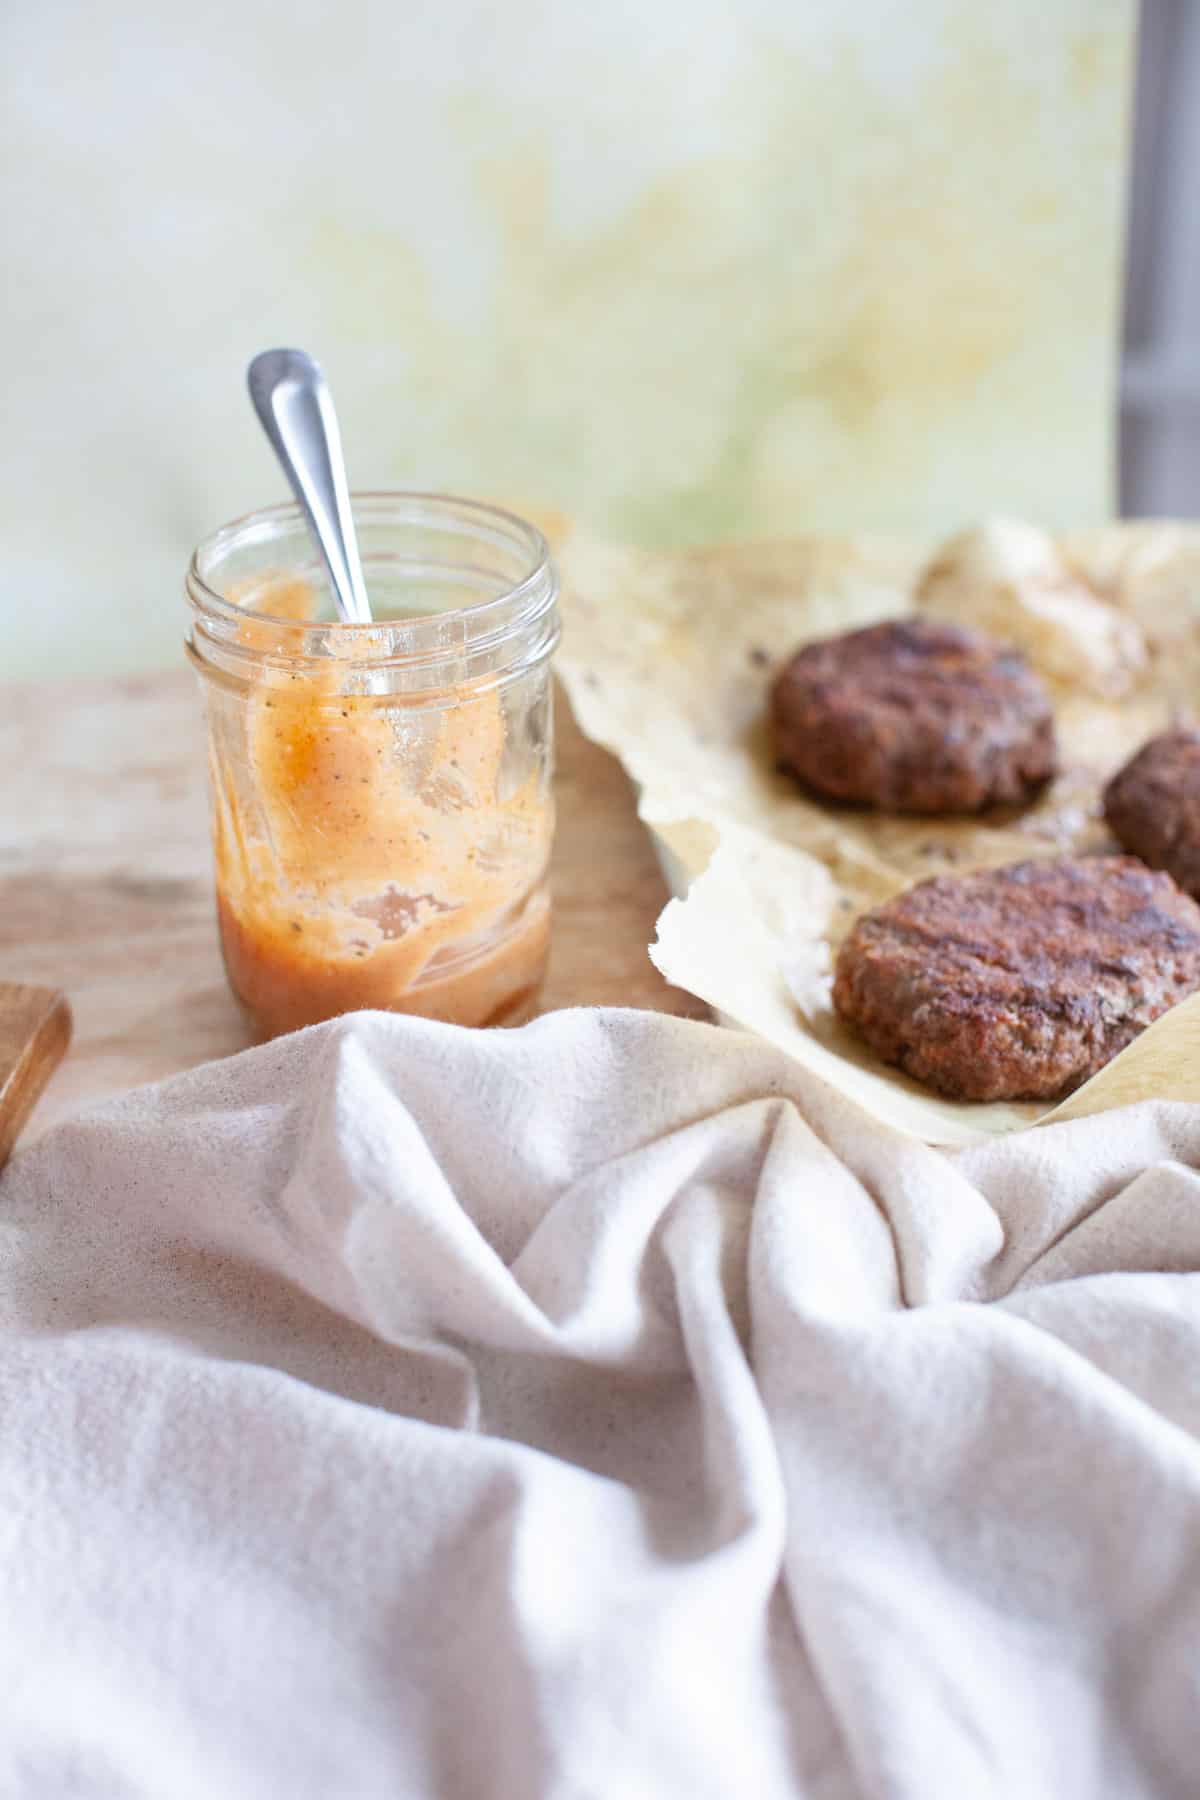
[0,673,707,1146]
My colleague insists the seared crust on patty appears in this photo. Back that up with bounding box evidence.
[832,856,1200,1102]
[770,618,1057,813]
[1103,729,1200,900]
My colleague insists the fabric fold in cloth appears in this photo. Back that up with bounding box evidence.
[2,1007,1199,1799]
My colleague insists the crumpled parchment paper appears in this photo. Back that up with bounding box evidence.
[555,519,1200,1145]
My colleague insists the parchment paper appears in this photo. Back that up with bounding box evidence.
[555,521,1200,1145]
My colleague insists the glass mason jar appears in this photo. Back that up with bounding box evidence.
[186,493,560,1039]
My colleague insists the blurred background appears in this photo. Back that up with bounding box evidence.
[1121,0,1200,516]
[5,0,1187,683]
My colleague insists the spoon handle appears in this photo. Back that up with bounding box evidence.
[246,348,373,624]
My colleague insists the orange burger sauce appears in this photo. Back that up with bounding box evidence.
[187,497,559,1039]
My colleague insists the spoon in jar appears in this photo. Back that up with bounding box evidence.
[246,348,374,624]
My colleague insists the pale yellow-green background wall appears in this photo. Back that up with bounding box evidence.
[3,0,1133,680]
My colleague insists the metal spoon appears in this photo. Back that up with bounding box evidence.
[246,348,373,624]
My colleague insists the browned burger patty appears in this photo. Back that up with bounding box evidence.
[770,617,1057,813]
[1103,729,1200,900]
[832,856,1200,1102]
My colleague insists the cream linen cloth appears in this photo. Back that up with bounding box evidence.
[2,1008,1199,1799]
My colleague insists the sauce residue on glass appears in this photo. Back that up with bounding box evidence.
[211,578,552,1037]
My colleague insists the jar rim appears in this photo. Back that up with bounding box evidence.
[187,489,553,635]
